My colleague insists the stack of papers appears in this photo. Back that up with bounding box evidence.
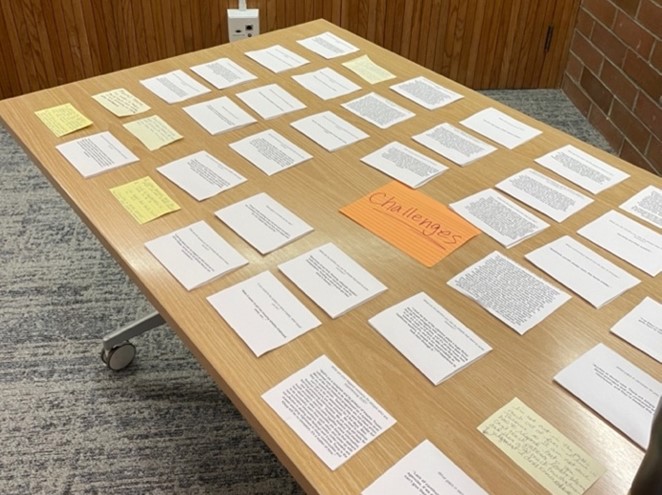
[290,111,369,152]
[496,168,593,222]
[448,251,571,334]
[554,343,662,449]
[292,67,361,100]
[278,242,387,318]
[460,107,542,149]
[390,76,463,110]
[369,292,491,385]
[450,189,549,247]
[190,57,257,89]
[413,122,496,166]
[535,144,629,194]
[360,141,447,188]
[157,151,246,201]
[525,235,640,308]
[207,271,321,356]
[145,220,248,290]
[245,45,309,73]
[215,192,313,254]
[297,31,359,59]
[620,185,662,229]
[611,297,662,362]
[342,92,415,129]
[235,83,306,120]
[140,69,210,103]
[56,131,139,178]
[183,96,256,135]
[262,355,395,470]
[229,129,313,175]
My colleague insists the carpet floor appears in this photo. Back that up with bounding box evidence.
[0,89,610,494]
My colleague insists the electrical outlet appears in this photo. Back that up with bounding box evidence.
[228,9,260,42]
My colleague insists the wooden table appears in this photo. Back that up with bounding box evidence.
[0,18,660,495]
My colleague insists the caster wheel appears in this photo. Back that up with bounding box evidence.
[101,341,136,371]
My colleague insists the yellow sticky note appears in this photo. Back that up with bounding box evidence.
[110,176,180,224]
[342,55,396,84]
[123,115,182,151]
[340,181,480,267]
[35,103,93,137]
[478,398,605,495]
[93,88,150,117]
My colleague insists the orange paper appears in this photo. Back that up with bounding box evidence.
[340,182,480,266]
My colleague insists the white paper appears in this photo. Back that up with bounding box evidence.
[611,297,662,362]
[235,83,306,120]
[297,31,359,59]
[578,210,662,276]
[554,343,662,449]
[496,168,594,222]
[525,235,640,308]
[413,122,497,166]
[278,242,387,318]
[183,96,257,135]
[292,67,361,100]
[229,129,313,175]
[56,131,139,178]
[139,69,210,103]
[369,292,491,385]
[207,271,321,356]
[245,44,309,73]
[620,185,662,229]
[460,107,542,150]
[342,92,415,129]
[448,251,571,335]
[362,142,447,188]
[157,151,246,201]
[145,220,248,291]
[362,440,488,495]
[215,192,313,254]
[535,144,629,194]
[390,76,463,110]
[290,111,369,152]
[262,355,396,470]
[190,57,257,89]
[450,189,549,247]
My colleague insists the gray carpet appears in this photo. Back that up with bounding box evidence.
[0,90,610,495]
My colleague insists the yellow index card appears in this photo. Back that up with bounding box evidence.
[123,115,183,151]
[478,398,605,495]
[92,88,150,117]
[35,103,92,137]
[340,181,480,267]
[342,55,396,84]
[110,176,180,224]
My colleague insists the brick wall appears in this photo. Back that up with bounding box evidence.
[563,0,661,175]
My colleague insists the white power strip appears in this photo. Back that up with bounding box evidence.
[228,8,260,42]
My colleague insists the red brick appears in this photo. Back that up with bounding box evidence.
[620,138,655,173]
[571,32,604,74]
[583,0,617,27]
[652,42,662,73]
[614,11,655,58]
[563,76,592,116]
[566,52,584,81]
[644,136,662,175]
[613,0,641,17]
[637,0,662,37]
[591,21,628,65]
[601,59,638,107]
[634,91,662,136]
[581,67,614,113]
[589,105,624,150]
[576,8,596,37]
[623,49,662,101]
[610,99,651,149]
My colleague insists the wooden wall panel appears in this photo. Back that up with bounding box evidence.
[0,0,580,99]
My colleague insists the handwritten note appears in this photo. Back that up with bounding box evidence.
[92,88,150,117]
[110,176,180,224]
[342,55,396,84]
[478,398,605,495]
[123,115,183,151]
[340,181,480,266]
[35,103,92,137]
